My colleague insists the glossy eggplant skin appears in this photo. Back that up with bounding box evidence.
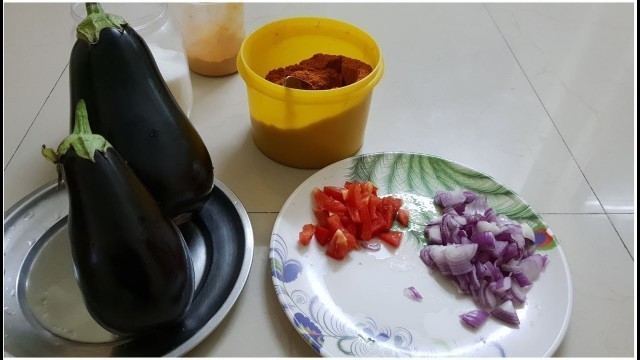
[62,146,195,335]
[70,25,213,220]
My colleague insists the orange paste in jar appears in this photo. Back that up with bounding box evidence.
[252,54,375,169]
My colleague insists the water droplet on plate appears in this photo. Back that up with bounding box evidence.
[27,240,34,246]
[24,211,35,221]
[10,289,16,296]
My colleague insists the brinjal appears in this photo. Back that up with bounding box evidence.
[70,3,214,222]
[43,100,195,335]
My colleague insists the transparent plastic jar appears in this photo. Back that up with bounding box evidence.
[172,3,245,77]
[71,3,194,117]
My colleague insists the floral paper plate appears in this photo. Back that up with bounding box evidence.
[269,152,572,357]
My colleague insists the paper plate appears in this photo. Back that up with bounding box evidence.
[269,152,572,357]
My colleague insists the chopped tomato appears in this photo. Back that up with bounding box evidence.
[314,226,331,246]
[358,203,373,240]
[378,231,403,247]
[323,186,345,202]
[397,209,410,227]
[326,229,351,260]
[313,208,329,227]
[305,181,409,260]
[299,224,315,245]
[327,214,345,233]
[313,188,347,213]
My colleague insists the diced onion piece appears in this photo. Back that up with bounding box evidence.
[476,220,501,235]
[358,241,381,252]
[490,300,520,325]
[404,286,424,301]
[425,224,442,244]
[435,190,467,208]
[443,244,478,275]
[459,309,489,329]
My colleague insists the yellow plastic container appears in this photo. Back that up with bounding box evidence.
[237,17,384,169]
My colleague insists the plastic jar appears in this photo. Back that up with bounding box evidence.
[172,3,245,77]
[71,3,194,117]
[237,17,384,169]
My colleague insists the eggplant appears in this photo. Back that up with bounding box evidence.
[70,3,213,223]
[43,100,195,335]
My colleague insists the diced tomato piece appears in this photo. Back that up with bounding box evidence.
[371,217,387,237]
[358,204,373,240]
[346,181,363,209]
[299,224,316,245]
[314,226,331,246]
[379,204,396,230]
[344,230,358,250]
[313,188,347,213]
[339,214,353,228]
[323,186,345,202]
[348,206,361,223]
[378,231,403,248]
[324,199,347,213]
[313,208,329,227]
[327,214,345,233]
[326,229,351,260]
[381,196,403,214]
[368,196,381,220]
[346,223,357,239]
[397,209,410,228]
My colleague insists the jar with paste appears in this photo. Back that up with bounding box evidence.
[71,3,194,117]
[172,3,245,77]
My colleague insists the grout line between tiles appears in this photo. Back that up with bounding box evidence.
[4,62,69,171]
[483,5,634,261]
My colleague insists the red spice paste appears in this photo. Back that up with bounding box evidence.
[265,53,373,90]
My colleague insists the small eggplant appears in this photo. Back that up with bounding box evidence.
[70,3,214,222]
[43,100,195,335]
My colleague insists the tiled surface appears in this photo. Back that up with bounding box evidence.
[3,3,75,169]
[609,214,635,258]
[486,3,635,214]
[2,3,635,358]
[542,214,634,357]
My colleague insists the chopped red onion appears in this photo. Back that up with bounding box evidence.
[359,241,381,252]
[421,190,550,329]
[490,300,520,325]
[470,231,496,249]
[404,286,423,301]
[511,271,533,287]
[460,309,489,329]
[476,220,501,235]
[435,190,467,208]
[510,280,527,304]
[443,244,478,275]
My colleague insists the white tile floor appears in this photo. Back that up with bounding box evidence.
[3,3,635,357]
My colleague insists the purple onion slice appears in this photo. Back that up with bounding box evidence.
[490,300,520,325]
[459,309,489,329]
[404,286,423,301]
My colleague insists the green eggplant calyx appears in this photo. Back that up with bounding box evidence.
[57,100,113,162]
[77,2,127,44]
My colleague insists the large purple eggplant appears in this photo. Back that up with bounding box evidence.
[43,100,195,335]
[69,3,213,223]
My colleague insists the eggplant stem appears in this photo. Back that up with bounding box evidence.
[54,100,113,162]
[76,2,127,44]
[85,3,105,16]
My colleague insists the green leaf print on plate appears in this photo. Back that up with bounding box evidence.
[347,153,556,250]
